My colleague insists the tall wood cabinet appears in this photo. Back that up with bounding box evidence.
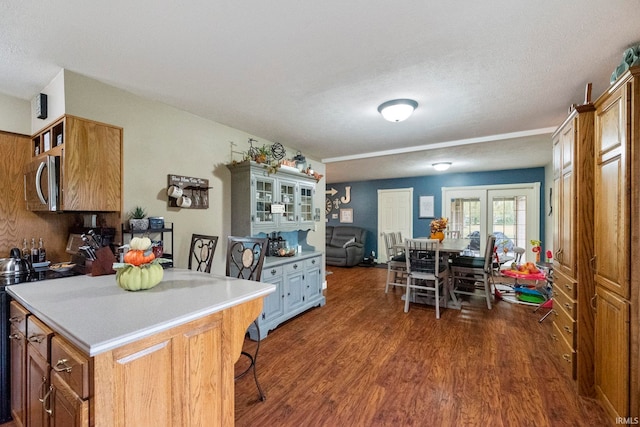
[551,104,595,396]
[30,115,122,212]
[593,66,640,419]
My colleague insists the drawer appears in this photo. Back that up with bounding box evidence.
[553,271,577,299]
[26,316,54,360]
[552,284,576,319]
[263,265,283,279]
[551,303,576,348]
[551,321,576,379]
[51,336,90,399]
[284,261,303,274]
[9,301,29,335]
[305,256,321,269]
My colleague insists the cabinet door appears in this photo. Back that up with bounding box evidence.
[26,347,49,427]
[62,116,122,212]
[298,182,315,228]
[278,178,297,229]
[49,372,89,427]
[285,262,305,311]
[595,286,629,418]
[304,257,322,301]
[9,325,26,427]
[252,175,277,229]
[594,85,630,299]
[557,121,576,278]
[261,267,285,322]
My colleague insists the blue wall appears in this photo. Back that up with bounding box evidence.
[326,167,546,258]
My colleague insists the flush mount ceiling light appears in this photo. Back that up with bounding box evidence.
[377,99,418,122]
[432,162,452,171]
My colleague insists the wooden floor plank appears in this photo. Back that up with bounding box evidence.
[234,266,612,426]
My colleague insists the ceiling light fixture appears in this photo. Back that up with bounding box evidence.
[377,99,418,122]
[432,162,452,171]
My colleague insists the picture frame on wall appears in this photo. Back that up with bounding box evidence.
[339,208,353,223]
[419,195,434,218]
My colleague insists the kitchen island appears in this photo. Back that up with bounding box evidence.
[7,269,275,426]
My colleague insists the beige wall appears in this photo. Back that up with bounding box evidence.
[59,70,325,273]
[0,92,30,135]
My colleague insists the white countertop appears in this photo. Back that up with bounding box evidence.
[7,269,275,357]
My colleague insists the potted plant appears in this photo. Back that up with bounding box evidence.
[254,145,270,164]
[128,206,149,231]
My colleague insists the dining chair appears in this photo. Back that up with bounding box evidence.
[225,236,269,401]
[444,230,461,239]
[403,238,449,318]
[187,234,219,273]
[449,234,496,309]
[383,232,406,293]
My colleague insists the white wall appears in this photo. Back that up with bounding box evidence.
[31,69,66,134]
[0,92,30,135]
[61,70,325,273]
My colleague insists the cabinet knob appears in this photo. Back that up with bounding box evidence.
[293,264,298,269]
[271,269,277,275]
[312,259,316,264]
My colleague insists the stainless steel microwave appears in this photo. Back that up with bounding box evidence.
[24,155,60,211]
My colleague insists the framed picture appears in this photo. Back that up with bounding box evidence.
[419,195,434,218]
[339,208,353,223]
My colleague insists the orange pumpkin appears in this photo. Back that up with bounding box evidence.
[124,249,155,266]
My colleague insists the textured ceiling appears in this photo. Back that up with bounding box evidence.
[1,1,639,183]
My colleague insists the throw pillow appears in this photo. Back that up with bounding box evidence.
[342,237,356,248]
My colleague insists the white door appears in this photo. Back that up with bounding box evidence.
[377,188,413,263]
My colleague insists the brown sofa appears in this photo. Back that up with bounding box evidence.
[325,226,367,267]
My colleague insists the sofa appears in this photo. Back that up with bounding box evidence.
[325,226,367,267]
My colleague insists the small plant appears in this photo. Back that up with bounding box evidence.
[129,206,147,219]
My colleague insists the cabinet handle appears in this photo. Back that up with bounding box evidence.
[562,354,571,363]
[552,309,558,317]
[563,326,572,334]
[293,264,298,269]
[271,269,277,275]
[563,303,572,312]
[590,255,597,272]
[312,259,316,264]
[8,315,21,324]
[8,333,21,340]
[564,283,572,292]
[38,375,47,403]
[53,358,73,373]
[43,385,53,416]
[590,294,597,313]
[550,333,558,341]
[28,334,45,344]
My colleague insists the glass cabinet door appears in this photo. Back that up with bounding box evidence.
[254,177,276,227]
[299,183,314,224]
[279,180,296,226]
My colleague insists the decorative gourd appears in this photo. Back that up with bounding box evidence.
[124,249,155,266]
[116,264,164,291]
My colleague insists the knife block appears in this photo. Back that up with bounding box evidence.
[90,246,116,276]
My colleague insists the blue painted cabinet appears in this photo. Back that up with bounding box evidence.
[248,252,325,340]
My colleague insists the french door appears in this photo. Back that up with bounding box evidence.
[442,183,540,259]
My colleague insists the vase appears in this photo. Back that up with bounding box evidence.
[430,231,445,242]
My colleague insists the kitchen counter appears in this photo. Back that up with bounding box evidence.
[7,268,275,356]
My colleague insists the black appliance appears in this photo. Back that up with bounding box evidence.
[0,268,82,422]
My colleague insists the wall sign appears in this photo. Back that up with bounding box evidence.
[167,174,210,209]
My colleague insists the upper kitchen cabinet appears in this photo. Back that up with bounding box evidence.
[227,160,317,235]
[29,115,122,212]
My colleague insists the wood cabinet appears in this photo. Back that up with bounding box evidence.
[25,316,53,427]
[249,253,325,340]
[593,66,640,419]
[48,336,89,427]
[551,103,595,396]
[30,115,122,212]
[9,301,29,427]
[227,161,317,235]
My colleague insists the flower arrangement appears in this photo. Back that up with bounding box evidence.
[430,217,448,234]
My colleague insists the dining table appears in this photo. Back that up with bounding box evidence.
[395,237,472,310]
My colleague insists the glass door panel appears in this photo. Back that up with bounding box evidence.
[254,178,275,226]
[279,181,296,225]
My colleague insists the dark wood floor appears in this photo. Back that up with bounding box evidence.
[234,266,613,426]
